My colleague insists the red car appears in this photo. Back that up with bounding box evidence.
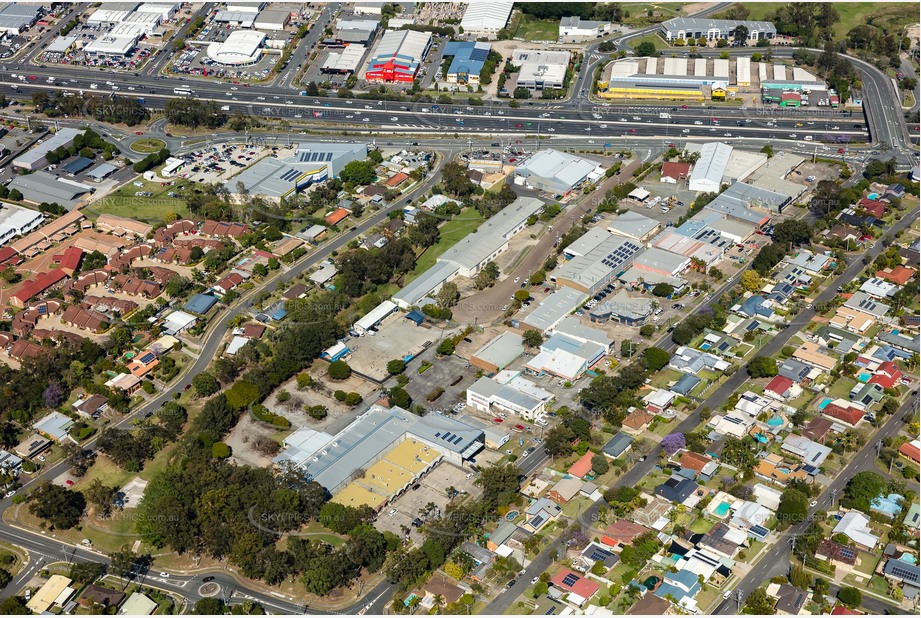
[65,479,74,487]
[680,105,688,109]
[667,143,676,148]
[134,131,143,135]
[493,417,504,424]
[629,128,637,133]
[26,75,37,80]
[515,123,523,128]
[543,287,551,293]
[514,424,525,432]
[838,148,845,154]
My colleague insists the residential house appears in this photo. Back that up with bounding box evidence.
[860,277,898,299]
[764,375,801,401]
[33,411,74,442]
[832,512,879,550]
[830,306,876,334]
[654,568,701,610]
[423,573,465,607]
[78,584,126,610]
[654,476,699,506]
[881,558,920,592]
[74,394,108,419]
[769,583,808,615]
[792,342,837,371]
[523,497,562,533]
[843,291,890,319]
[458,541,495,581]
[601,519,648,550]
[876,265,915,286]
[778,358,814,384]
[822,401,864,427]
[781,434,831,467]
[622,409,656,435]
[548,477,583,504]
[802,417,835,443]
[576,542,619,572]
[601,433,634,459]
[643,389,676,415]
[869,361,903,389]
[568,450,596,479]
[815,539,859,576]
[550,568,600,607]
[899,439,921,464]
[849,382,884,408]
[486,521,519,552]
[677,450,718,480]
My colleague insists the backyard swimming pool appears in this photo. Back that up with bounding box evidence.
[767,416,784,427]
[858,371,873,382]
[818,398,833,410]
[714,501,731,517]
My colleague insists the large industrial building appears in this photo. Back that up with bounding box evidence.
[442,41,491,85]
[8,173,93,210]
[659,17,777,43]
[514,149,602,195]
[512,49,570,91]
[552,233,644,295]
[686,142,768,193]
[365,30,432,83]
[459,1,514,38]
[466,371,552,421]
[207,30,266,65]
[392,196,546,308]
[559,16,612,40]
[274,405,484,501]
[225,142,367,200]
[14,128,82,171]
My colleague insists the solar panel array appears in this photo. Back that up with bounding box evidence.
[561,573,580,587]
[296,151,334,163]
[599,241,641,270]
[434,431,465,445]
[138,351,156,364]
[530,514,545,529]
[279,168,301,182]
[887,561,920,583]
[838,545,856,560]
[588,547,614,562]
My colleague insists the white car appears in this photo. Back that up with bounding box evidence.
[159,572,170,578]
[388,508,397,516]
[4,490,15,498]
[531,577,539,585]
[513,277,520,283]
[810,500,818,507]
[723,590,733,600]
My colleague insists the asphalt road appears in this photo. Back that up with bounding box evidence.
[484,206,920,615]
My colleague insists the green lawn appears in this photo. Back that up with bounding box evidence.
[651,368,683,389]
[514,15,559,42]
[630,34,668,51]
[403,208,485,283]
[827,377,857,400]
[90,176,189,224]
[130,138,167,154]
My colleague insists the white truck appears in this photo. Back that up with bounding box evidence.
[659,112,671,119]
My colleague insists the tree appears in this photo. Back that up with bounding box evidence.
[652,283,674,297]
[841,471,886,512]
[591,454,610,476]
[513,86,531,99]
[60,443,96,477]
[389,386,412,409]
[740,270,763,292]
[28,482,86,529]
[620,339,637,358]
[435,282,459,309]
[386,359,406,375]
[747,356,778,378]
[642,347,671,372]
[193,598,225,614]
[328,360,351,380]
[773,220,812,247]
[436,339,456,356]
[212,442,231,458]
[743,588,776,614]
[192,372,220,397]
[339,160,376,185]
[522,330,543,348]
[306,405,328,420]
[635,41,657,57]
[777,488,809,530]
[836,587,862,608]
[661,433,685,456]
[84,479,118,518]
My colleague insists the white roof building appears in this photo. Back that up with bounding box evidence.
[833,511,880,549]
[860,277,899,299]
[688,142,732,193]
[161,310,197,335]
[515,149,599,194]
[0,203,44,246]
[84,33,139,57]
[460,1,514,37]
[353,300,397,335]
[207,30,265,65]
[511,49,571,91]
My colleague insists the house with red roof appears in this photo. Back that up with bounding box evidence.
[550,569,600,606]
[831,606,861,615]
[821,402,864,427]
[213,273,245,295]
[601,519,648,549]
[10,269,69,308]
[876,265,916,286]
[660,161,691,183]
[384,172,409,188]
[764,375,800,401]
[52,246,83,276]
[858,197,887,218]
[899,439,920,464]
[568,450,595,478]
[324,208,351,226]
[869,361,902,389]
[0,246,21,268]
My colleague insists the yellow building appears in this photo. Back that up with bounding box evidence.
[331,440,442,510]
[26,575,74,614]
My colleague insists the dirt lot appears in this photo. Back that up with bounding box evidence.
[226,414,281,468]
[347,316,438,382]
[373,460,482,545]
[404,352,476,412]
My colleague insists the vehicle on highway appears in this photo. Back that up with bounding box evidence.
[506,579,516,588]
[203,576,215,583]
[159,572,170,578]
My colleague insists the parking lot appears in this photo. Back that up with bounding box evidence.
[374,460,481,545]
[174,143,271,184]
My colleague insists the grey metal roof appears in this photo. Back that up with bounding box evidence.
[602,433,634,458]
[689,142,732,189]
[392,260,459,308]
[471,331,524,369]
[563,227,612,257]
[607,211,659,239]
[8,172,91,208]
[843,291,890,318]
[660,17,776,34]
[515,149,597,193]
[14,128,81,168]
[86,163,118,179]
[438,196,545,272]
[632,246,688,274]
[522,287,586,332]
[555,234,643,292]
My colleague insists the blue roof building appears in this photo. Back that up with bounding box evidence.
[442,41,491,84]
[671,373,701,396]
[654,568,701,606]
[740,295,773,318]
[184,293,219,314]
[405,309,425,325]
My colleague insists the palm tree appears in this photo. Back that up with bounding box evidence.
[432,594,445,614]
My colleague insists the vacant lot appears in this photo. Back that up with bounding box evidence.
[347,316,437,382]
[726,3,918,39]
[405,208,485,283]
[514,15,559,42]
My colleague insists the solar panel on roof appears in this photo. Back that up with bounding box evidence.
[530,514,545,528]
[588,548,613,562]
[561,573,579,587]
[839,546,856,559]
[750,525,769,536]
[138,352,155,364]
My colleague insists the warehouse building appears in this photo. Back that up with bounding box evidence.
[438,196,545,277]
[525,333,606,382]
[352,300,398,336]
[365,30,432,83]
[0,3,41,35]
[254,8,290,31]
[522,287,588,333]
[512,49,570,91]
[290,405,484,495]
[688,142,732,193]
[659,17,776,43]
[8,172,93,210]
[207,30,266,65]
[559,16,612,40]
[459,1,513,38]
[597,56,762,101]
[632,247,690,277]
[334,18,379,44]
[553,234,644,295]
[226,142,367,200]
[702,183,787,227]
[14,128,81,171]
[466,373,550,421]
[607,211,660,242]
[514,149,601,195]
[321,45,366,74]
[470,331,524,373]
[442,41,490,85]
[392,260,459,309]
[562,228,614,260]
[589,290,654,326]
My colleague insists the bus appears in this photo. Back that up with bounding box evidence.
[173,87,193,96]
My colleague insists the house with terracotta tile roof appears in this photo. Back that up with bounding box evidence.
[568,450,595,478]
[200,220,249,238]
[9,338,46,360]
[127,350,159,378]
[678,450,718,479]
[869,361,902,389]
[96,214,153,239]
[622,409,655,435]
[10,269,69,308]
[52,246,83,276]
[821,401,864,427]
[857,197,886,218]
[213,272,245,295]
[385,172,409,188]
[60,305,108,333]
[550,568,600,606]
[112,275,160,298]
[899,439,921,464]
[660,161,691,183]
[764,375,799,400]
[601,519,648,549]
[802,417,835,443]
[816,538,859,576]
[324,207,351,225]
[876,265,916,286]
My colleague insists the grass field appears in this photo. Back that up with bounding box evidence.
[514,14,559,42]
[130,138,167,153]
[725,2,918,39]
[630,34,669,51]
[88,176,189,223]
[404,208,485,282]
